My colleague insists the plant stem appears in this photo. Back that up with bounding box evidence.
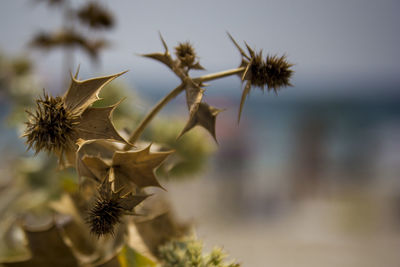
[192,67,245,83]
[123,67,244,150]
[123,83,186,150]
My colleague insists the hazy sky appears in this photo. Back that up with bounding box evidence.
[0,0,399,97]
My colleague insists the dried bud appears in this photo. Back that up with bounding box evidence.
[87,194,123,237]
[228,33,294,122]
[175,42,204,70]
[246,52,293,92]
[24,91,78,155]
[86,179,149,237]
[77,2,114,30]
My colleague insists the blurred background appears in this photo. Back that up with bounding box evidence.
[1,0,400,266]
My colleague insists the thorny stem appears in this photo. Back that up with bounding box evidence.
[123,83,186,150]
[124,67,246,149]
[192,67,245,83]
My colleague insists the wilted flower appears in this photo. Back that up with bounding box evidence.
[23,71,128,167]
[87,178,149,237]
[175,42,204,70]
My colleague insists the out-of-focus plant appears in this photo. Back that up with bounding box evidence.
[31,0,114,64]
[158,239,240,267]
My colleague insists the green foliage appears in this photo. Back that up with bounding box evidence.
[158,239,241,267]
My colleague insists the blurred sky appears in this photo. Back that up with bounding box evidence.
[0,0,400,98]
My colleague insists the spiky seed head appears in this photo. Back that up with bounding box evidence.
[175,42,196,68]
[86,196,123,237]
[23,91,78,154]
[264,54,294,91]
[248,52,293,92]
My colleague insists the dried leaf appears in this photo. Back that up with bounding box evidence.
[111,145,174,191]
[82,155,109,182]
[179,102,223,142]
[141,52,172,69]
[141,33,173,69]
[76,139,119,181]
[185,80,204,118]
[76,101,127,143]
[63,71,127,115]
[118,194,151,211]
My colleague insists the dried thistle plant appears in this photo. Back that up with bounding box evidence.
[5,29,294,266]
[23,32,294,240]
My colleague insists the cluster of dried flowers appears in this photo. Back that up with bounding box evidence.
[20,34,293,265]
[31,0,113,60]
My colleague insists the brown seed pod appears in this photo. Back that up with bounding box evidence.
[174,42,204,70]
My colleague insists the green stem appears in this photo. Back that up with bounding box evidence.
[192,67,245,83]
[124,83,186,150]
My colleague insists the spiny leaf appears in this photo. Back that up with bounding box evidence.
[75,100,128,144]
[178,102,223,142]
[184,80,204,119]
[111,145,174,191]
[63,70,127,115]
[141,52,172,69]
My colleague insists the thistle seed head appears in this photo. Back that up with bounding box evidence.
[249,53,293,91]
[87,196,123,237]
[23,91,78,154]
[175,42,196,68]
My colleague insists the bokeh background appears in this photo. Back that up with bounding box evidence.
[1,1,400,266]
